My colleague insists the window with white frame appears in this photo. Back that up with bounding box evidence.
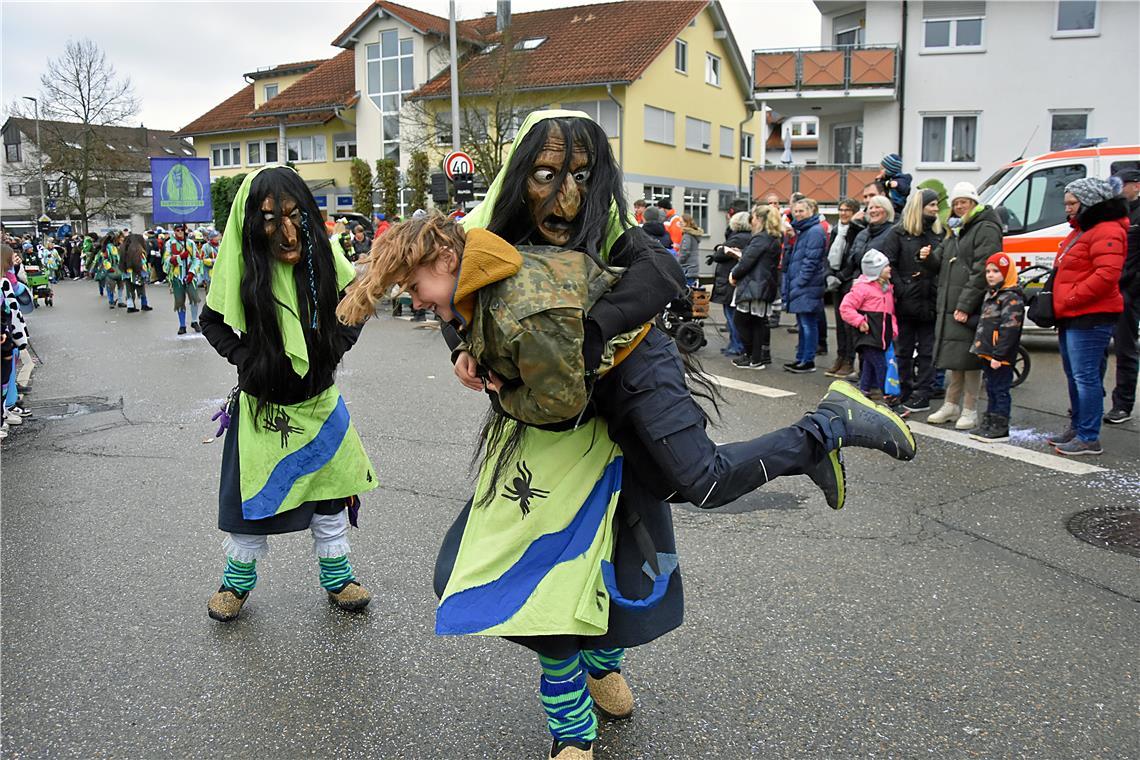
[4,143,20,162]
[366,31,414,164]
[685,117,712,152]
[833,10,865,46]
[684,188,709,233]
[137,181,153,198]
[644,106,675,145]
[741,132,754,161]
[1050,111,1090,150]
[285,135,326,163]
[563,101,619,139]
[513,37,547,50]
[705,53,721,86]
[244,139,278,164]
[1056,0,1098,35]
[211,142,241,168]
[264,84,279,101]
[8,183,25,196]
[675,39,688,73]
[788,119,818,138]
[922,1,985,51]
[719,126,734,158]
[643,185,673,205]
[921,114,978,164]
[334,135,357,160]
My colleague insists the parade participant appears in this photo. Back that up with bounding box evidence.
[345,208,914,760]
[118,234,152,313]
[199,165,376,623]
[439,110,915,758]
[81,233,97,280]
[95,231,124,307]
[164,224,204,334]
[39,239,62,283]
[196,230,217,293]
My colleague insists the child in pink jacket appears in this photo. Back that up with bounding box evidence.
[840,249,898,399]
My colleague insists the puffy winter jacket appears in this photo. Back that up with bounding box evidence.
[732,231,781,306]
[925,205,1003,370]
[840,275,898,351]
[970,287,1025,365]
[781,215,827,314]
[878,218,941,322]
[1054,197,1128,324]
[711,230,751,304]
[839,220,891,294]
[678,231,701,280]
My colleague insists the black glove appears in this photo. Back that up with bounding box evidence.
[705,254,714,266]
[582,317,604,375]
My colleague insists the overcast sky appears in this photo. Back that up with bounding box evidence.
[1,0,820,132]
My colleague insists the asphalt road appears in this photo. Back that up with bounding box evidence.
[2,280,1137,760]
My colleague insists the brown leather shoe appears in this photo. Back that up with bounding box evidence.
[586,671,634,720]
[824,358,844,376]
[327,580,371,611]
[549,740,593,759]
[207,587,248,622]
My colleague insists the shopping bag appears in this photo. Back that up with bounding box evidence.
[884,343,901,396]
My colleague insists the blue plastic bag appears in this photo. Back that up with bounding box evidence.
[884,343,900,396]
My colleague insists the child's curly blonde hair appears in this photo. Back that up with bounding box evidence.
[336,213,466,325]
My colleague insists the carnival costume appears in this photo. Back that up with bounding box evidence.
[200,166,377,622]
[164,228,204,334]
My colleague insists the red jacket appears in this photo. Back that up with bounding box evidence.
[1053,199,1128,320]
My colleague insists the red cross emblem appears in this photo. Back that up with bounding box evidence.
[1014,256,1032,270]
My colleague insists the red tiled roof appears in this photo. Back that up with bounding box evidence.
[334,0,482,47]
[177,51,356,137]
[254,50,357,116]
[411,0,709,99]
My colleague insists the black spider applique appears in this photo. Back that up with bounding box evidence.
[502,460,550,518]
[262,405,303,448]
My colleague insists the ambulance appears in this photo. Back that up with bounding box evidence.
[977,142,1139,273]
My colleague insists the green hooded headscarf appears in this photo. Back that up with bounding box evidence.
[206,165,357,378]
[460,109,633,260]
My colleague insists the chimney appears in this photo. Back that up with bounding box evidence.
[496,0,510,32]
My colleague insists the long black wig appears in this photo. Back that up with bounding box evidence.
[238,167,342,412]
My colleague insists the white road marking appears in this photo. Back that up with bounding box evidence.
[907,420,1106,475]
[706,373,797,398]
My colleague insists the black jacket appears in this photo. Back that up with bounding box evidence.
[711,230,751,304]
[731,232,781,305]
[200,303,363,405]
[641,220,673,255]
[840,220,891,293]
[970,286,1025,364]
[1122,197,1140,299]
[878,219,942,322]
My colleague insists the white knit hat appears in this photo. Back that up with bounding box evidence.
[949,181,980,204]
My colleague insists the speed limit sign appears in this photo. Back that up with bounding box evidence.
[443,150,474,180]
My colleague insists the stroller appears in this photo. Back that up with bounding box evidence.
[23,262,53,307]
[657,285,709,354]
[1006,263,1056,388]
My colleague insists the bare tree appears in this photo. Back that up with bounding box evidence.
[403,39,570,183]
[8,39,142,232]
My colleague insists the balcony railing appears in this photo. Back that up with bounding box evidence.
[753,45,897,93]
[751,165,882,206]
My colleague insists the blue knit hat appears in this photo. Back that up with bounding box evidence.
[880,153,903,175]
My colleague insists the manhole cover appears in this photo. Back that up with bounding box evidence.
[1066,508,1140,558]
[21,395,121,420]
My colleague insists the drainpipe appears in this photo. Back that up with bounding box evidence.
[605,83,623,167]
[897,1,907,158]
[737,103,756,196]
[758,100,768,171]
[278,118,286,160]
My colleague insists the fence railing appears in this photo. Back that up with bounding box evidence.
[753,45,898,92]
[751,165,883,205]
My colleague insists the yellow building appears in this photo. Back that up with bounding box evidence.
[176,53,361,218]
[406,0,763,250]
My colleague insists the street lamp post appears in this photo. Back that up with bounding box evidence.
[21,96,47,220]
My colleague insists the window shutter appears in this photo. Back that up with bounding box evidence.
[922,1,985,19]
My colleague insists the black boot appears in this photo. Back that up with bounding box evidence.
[970,414,1010,442]
[806,380,917,461]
